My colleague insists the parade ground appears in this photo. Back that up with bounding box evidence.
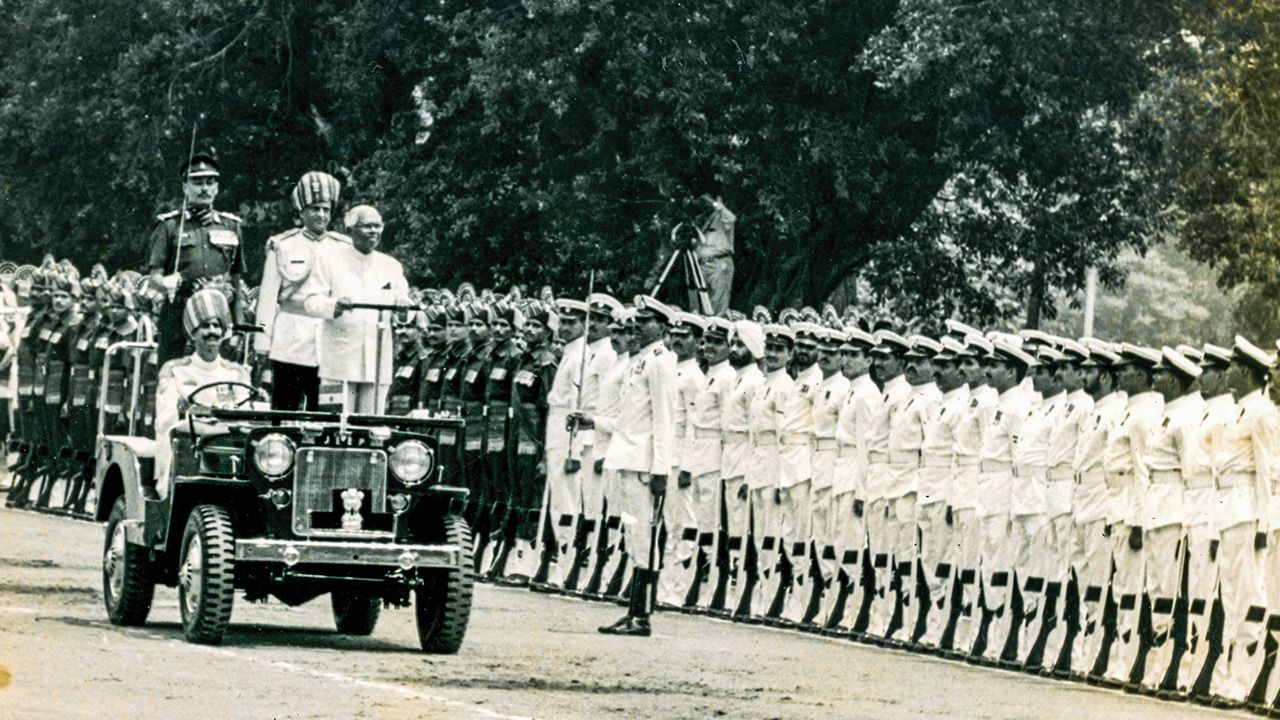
[0,506,1253,720]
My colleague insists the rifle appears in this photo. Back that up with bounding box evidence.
[168,117,202,302]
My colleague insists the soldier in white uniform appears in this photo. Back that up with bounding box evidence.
[712,320,764,617]
[822,327,881,633]
[1025,338,1094,674]
[1068,344,1127,677]
[1098,344,1165,686]
[745,323,797,620]
[915,335,969,650]
[801,328,851,627]
[255,171,347,410]
[971,338,1037,664]
[1204,337,1274,703]
[656,312,708,607]
[682,316,736,609]
[154,290,253,499]
[862,330,912,640]
[598,295,678,637]
[288,205,411,413]
[585,309,637,599]
[538,298,589,589]
[1134,347,1203,692]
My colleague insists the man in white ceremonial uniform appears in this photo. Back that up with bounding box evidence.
[1255,343,1280,712]
[879,335,942,645]
[800,327,851,627]
[744,323,798,620]
[971,338,1038,664]
[585,309,636,599]
[1098,343,1165,686]
[773,322,821,626]
[944,331,999,657]
[823,327,881,633]
[1204,337,1275,703]
[1025,338,1094,674]
[154,290,253,500]
[1133,347,1204,692]
[289,205,411,414]
[567,293,622,594]
[914,336,969,650]
[713,320,765,616]
[255,171,347,411]
[598,296,677,636]
[1068,345,1128,677]
[862,330,913,640]
[1178,345,1235,695]
[682,316,735,609]
[656,312,708,607]
[537,299,588,589]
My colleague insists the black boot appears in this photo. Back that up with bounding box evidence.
[599,570,653,637]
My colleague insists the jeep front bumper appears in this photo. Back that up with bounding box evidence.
[234,539,463,569]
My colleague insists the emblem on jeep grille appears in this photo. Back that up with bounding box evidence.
[341,488,366,532]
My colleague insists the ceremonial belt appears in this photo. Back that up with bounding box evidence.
[889,450,920,466]
[1076,468,1106,486]
[867,451,890,464]
[1104,468,1134,489]
[1046,465,1075,482]
[837,446,861,459]
[1150,469,1182,485]
[1218,470,1256,489]
[755,430,778,446]
[954,456,981,468]
[1184,472,1214,490]
[693,427,722,441]
[1015,464,1047,479]
[813,438,839,451]
[722,430,748,443]
[980,460,1012,474]
[781,435,810,447]
[921,454,953,469]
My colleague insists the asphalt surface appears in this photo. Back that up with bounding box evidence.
[0,505,1258,719]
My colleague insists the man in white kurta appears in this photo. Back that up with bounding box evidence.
[290,205,411,414]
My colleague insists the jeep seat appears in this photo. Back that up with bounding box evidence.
[102,435,157,460]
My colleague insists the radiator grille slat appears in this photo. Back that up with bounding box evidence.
[292,447,390,539]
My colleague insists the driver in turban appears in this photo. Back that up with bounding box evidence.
[153,289,253,498]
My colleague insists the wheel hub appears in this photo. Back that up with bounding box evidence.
[105,523,126,602]
[180,534,204,617]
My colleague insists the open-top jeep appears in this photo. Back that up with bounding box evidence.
[92,338,473,652]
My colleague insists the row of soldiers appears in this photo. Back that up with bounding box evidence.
[420,292,1280,714]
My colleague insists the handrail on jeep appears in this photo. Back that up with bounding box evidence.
[97,340,158,443]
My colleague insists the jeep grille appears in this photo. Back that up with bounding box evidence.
[292,447,392,539]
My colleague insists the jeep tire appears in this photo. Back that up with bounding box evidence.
[415,514,474,653]
[178,504,236,645]
[103,496,154,626]
[331,590,381,636]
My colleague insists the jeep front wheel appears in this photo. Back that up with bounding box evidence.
[414,514,474,654]
[177,504,236,645]
[103,497,154,626]
[331,590,381,636]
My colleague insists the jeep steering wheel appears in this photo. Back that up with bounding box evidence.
[186,380,266,411]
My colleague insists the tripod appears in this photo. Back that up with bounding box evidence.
[651,222,713,315]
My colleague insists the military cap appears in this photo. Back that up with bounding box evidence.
[841,326,878,349]
[442,304,472,324]
[633,295,678,324]
[1175,344,1204,364]
[1200,343,1232,367]
[704,316,734,338]
[1018,329,1056,348]
[555,298,589,317]
[1161,347,1203,380]
[763,323,796,343]
[791,321,826,339]
[937,336,970,359]
[180,151,220,179]
[1036,346,1066,364]
[945,319,983,339]
[587,292,624,318]
[820,328,846,346]
[1090,347,1121,366]
[906,335,943,357]
[777,307,803,325]
[965,334,995,356]
[1233,335,1275,371]
[671,312,709,334]
[1120,342,1162,367]
[1059,338,1090,363]
[872,329,911,354]
[993,339,1037,368]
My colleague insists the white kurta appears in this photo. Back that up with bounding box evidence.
[290,238,411,385]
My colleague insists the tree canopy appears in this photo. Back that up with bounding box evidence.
[0,0,1274,335]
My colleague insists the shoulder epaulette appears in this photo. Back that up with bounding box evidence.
[326,231,353,244]
[218,211,243,223]
[267,228,304,244]
[156,209,182,222]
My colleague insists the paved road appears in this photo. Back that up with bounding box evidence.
[0,507,1255,719]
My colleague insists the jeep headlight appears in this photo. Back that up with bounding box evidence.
[389,440,433,486]
[253,433,295,478]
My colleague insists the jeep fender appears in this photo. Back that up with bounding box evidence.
[92,437,155,545]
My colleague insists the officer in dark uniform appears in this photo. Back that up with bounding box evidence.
[477,301,523,574]
[61,268,110,513]
[34,266,82,508]
[5,266,53,508]
[459,302,495,523]
[147,151,245,364]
